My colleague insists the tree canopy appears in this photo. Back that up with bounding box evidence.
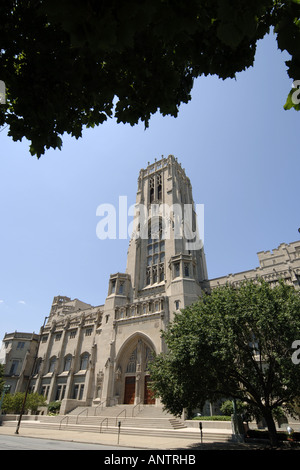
[1,391,46,414]
[149,279,300,446]
[0,0,300,157]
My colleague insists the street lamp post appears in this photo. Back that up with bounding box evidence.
[15,316,48,434]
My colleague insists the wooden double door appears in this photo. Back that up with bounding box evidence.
[124,376,135,404]
[124,375,155,404]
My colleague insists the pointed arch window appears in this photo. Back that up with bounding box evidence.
[157,173,162,201]
[48,356,57,373]
[126,348,137,373]
[80,352,90,370]
[64,354,72,372]
[149,173,162,203]
[145,347,154,371]
[149,176,154,203]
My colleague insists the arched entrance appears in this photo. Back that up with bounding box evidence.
[115,335,156,405]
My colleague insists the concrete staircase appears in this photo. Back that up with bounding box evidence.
[1,405,233,442]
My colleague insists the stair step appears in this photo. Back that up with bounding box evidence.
[37,415,185,430]
[60,404,186,430]
[1,420,232,442]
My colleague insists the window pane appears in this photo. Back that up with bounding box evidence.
[80,354,89,370]
[184,263,189,276]
[64,356,72,371]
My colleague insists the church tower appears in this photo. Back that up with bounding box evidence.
[126,154,207,313]
[98,155,208,406]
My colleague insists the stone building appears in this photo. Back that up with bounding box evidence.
[29,155,208,413]
[0,332,39,394]
[209,241,300,290]
[2,155,300,415]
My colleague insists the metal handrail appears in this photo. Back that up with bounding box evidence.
[76,407,88,424]
[115,408,126,426]
[94,399,107,416]
[59,415,69,430]
[99,417,108,433]
[132,399,142,417]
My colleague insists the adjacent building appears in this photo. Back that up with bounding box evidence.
[210,241,300,290]
[0,332,39,394]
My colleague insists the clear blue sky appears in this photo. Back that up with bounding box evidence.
[0,32,299,340]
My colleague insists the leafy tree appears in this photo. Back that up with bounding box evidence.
[2,392,46,414]
[149,279,300,447]
[0,1,300,157]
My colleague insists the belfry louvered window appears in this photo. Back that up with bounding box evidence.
[149,173,162,203]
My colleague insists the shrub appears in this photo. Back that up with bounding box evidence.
[192,415,231,421]
[47,401,61,415]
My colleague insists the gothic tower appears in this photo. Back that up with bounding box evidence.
[98,155,208,406]
[126,154,207,311]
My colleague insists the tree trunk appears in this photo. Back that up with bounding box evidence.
[263,408,278,447]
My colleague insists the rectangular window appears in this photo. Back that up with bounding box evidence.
[85,328,93,336]
[153,271,157,283]
[55,385,62,401]
[41,385,49,398]
[9,360,19,375]
[69,330,77,339]
[184,263,190,277]
[79,384,85,400]
[72,384,79,399]
[17,342,25,349]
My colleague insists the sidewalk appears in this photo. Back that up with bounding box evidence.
[0,425,261,450]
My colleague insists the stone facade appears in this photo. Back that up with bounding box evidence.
[1,155,300,414]
[0,332,39,394]
[29,155,208,413]
[209,241,300,290]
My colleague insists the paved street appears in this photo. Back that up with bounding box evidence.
[0,434,136,450]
